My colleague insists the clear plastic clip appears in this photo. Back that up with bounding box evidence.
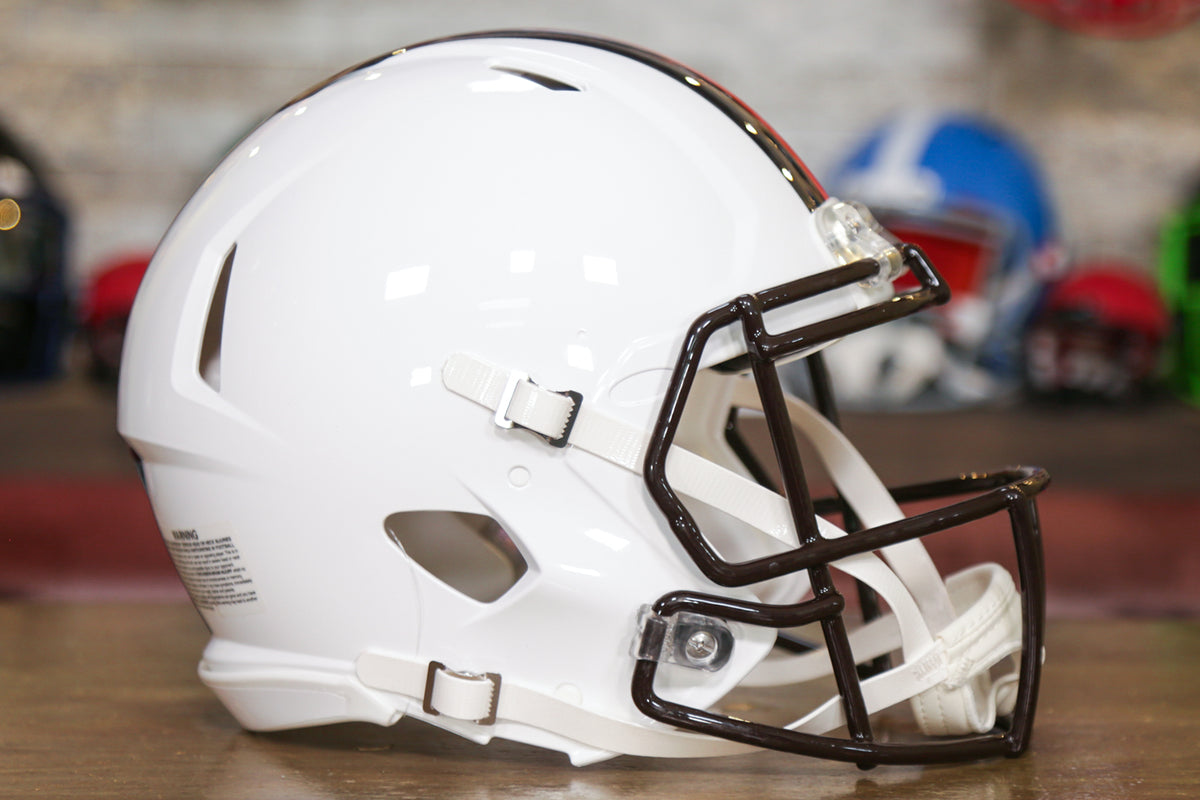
[814,197,906,286]
[633,607,734,672]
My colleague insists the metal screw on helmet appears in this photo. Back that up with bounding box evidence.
[670,615,734,672]
[684,630,719,667]
[635,608,735,673]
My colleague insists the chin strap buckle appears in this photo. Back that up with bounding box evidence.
[422,661,502,725]
[444,354,582,449]
[493,369,582,448]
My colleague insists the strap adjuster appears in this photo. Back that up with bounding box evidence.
[543,388,583,448]
[493,371,582,449]
[493,371,529,430]
[422,661,502,725]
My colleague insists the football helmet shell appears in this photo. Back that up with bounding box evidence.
[118,32,1048,768]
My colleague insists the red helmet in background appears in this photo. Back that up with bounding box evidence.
[79,252,151,381]
[1025,261,1169,400]
[1004,0,1200,38]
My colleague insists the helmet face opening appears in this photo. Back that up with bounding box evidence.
[634,244,1047,765]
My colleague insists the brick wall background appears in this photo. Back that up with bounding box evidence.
[2,0,1198,286]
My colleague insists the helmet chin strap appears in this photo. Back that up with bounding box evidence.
[725,376,958,631]
[716,376,1023,736]
[441,352,1026,740]
[742,562,1023,737]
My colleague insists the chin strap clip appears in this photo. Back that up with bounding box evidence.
[634,607,735,672]
[446,355,582,448]
[421,661,502,725]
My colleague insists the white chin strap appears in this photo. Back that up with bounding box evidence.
[723,378,1023,735]
[374,352,1025,757]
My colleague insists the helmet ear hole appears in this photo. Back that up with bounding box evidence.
[383,510,528,603]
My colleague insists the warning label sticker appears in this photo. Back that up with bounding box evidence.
[165,525,261,614]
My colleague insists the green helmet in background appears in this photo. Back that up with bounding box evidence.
[1159,192,1200,404]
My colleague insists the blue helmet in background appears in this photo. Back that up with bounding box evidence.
[0,117,70,380]
[817,110,1062,408]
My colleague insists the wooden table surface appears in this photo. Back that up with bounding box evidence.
[1,603,1197,799]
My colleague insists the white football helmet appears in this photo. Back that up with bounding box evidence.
[118,31,1048,768]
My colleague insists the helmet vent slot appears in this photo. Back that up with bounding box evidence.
[198,243,235,392]
[384,510,528,603]
[489,66,580,92]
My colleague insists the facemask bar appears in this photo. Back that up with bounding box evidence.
[725,352,893,678]
[635,244,1048,766]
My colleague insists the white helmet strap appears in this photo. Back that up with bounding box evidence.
[439,351,1024,741]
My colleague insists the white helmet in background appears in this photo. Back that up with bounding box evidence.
[118,31,1048,768]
